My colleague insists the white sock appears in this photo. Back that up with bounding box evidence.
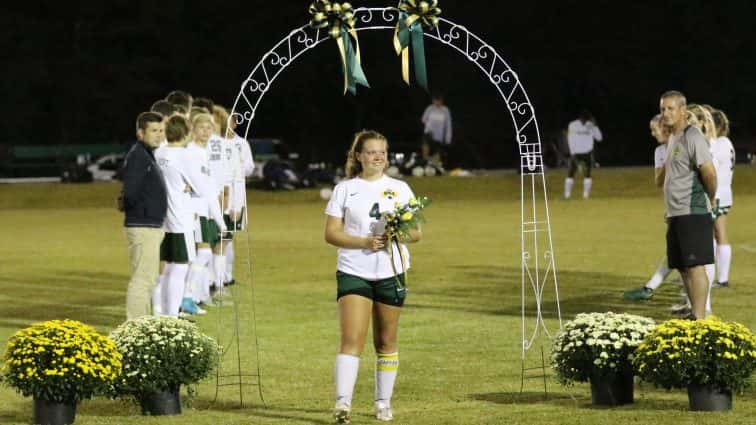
[162,263,189,317]
[564,178,574,199]
[335,354,360,406]
[704,263,715,313]
[716,244,731,283]
[375,352,399,407]
[212,254,226,289]
[225,243,235,283]
[187,248,213,300]
[645,259,671,290]
[152,275,164,315]
[582,178,592,199]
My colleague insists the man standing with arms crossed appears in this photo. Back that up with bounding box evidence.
[120,111,167,319]
[659,91,717,320]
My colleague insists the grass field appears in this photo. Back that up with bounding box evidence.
[1,166,755,425]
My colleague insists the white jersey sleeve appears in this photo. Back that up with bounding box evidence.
[654,144,667,169]
[713,136,735,206]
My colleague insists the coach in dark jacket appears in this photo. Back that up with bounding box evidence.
[121,111,167,319]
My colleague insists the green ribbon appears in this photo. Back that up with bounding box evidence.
[393,0,441,91]
[309,1,370,95]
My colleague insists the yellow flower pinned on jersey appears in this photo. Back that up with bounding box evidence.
[382,189,398,200]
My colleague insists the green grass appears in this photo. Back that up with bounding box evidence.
[1,166,756,424]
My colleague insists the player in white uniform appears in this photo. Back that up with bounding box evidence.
[564,111,603,199]
[222,110,255,286]
[710,109,735,287]
[207,106,235,293]
[325,130,422,423]
[184,113,226,312]
[153,116,208,317]
[624,115,677,301]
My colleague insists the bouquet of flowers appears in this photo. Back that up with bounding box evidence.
[551,312,655,385]
[380,196,431,286]
[633,316,756,392]
[0,319,122,403]
[109,316,219,396]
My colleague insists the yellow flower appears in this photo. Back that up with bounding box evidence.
[400,212,413,221]
[408,198,419,207]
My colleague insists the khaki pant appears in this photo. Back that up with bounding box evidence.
[125,227,164,320]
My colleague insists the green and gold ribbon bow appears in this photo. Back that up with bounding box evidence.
[309,1,370,95]
[393,0,441,91]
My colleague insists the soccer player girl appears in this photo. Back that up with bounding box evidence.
[223,109,255,286]
[206,104,234,294]
[623,115,675,301]
[153,115,209,317]
[184,113,227,312]
[324,130,422,423]
[709,109,735,287]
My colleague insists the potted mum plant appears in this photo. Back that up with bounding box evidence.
[551,312,655,406]
[109,316,219,416]
[0,319,122,425]
[633,316,756,411]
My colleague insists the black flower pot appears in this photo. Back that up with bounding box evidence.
[33,398,76,425]
[138,386,181,416]
[589,370,634,406]
[688,384,732,411]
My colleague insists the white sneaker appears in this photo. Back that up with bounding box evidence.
[669,302,691,313]
[333,402,351,424]
[375,402,393,422]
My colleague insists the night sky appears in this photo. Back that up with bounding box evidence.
[2,1,755,168]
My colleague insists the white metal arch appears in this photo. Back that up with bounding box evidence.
[229,6,561,362]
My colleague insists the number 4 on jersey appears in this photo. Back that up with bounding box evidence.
[369,202,381,219]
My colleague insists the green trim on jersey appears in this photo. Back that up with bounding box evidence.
[689,174,709,215]
[160,233,190,263]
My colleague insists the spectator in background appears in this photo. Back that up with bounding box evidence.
[120,112,167,319]
[421,93,452,167]
[564,110,603,199]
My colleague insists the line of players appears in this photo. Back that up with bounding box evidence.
[624,103,734,317]
[148,91,254,317]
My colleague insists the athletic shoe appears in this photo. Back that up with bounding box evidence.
[333,402,351,424]
[673,307,692,317]
[623,287,653,300]
[225,279,236,286]
[180,298,206,315]
[669,301,690,313]
[375,402,393,422]
[713,281,729,288]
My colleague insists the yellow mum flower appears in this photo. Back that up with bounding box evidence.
[401,212,413,221]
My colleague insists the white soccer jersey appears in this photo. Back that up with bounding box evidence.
[654,144,667,169]
[711,136,735,206]
[186,142,226,230]
[325,175,415,280]
[155,145,203,233]
[567,119,603,155]
[230,134,255,212]
[207,134,232,195]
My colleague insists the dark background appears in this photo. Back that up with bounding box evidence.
[2,1,755,169]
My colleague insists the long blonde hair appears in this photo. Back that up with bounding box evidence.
[710,109,730,138]
[688,104,717,140]
[345,130,388,178]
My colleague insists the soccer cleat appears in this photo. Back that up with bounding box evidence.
[224,279,236,286]
[375,402,394,422]
[333,402,351,424]
[713,281,729,288]
[180,298,205,315]
[623,287,653,301]
[669,301,690,313]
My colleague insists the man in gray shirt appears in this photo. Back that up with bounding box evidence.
[658,90,717,320]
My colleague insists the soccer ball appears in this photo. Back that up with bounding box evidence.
[411,166,425,177]
[319,188,333,201]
